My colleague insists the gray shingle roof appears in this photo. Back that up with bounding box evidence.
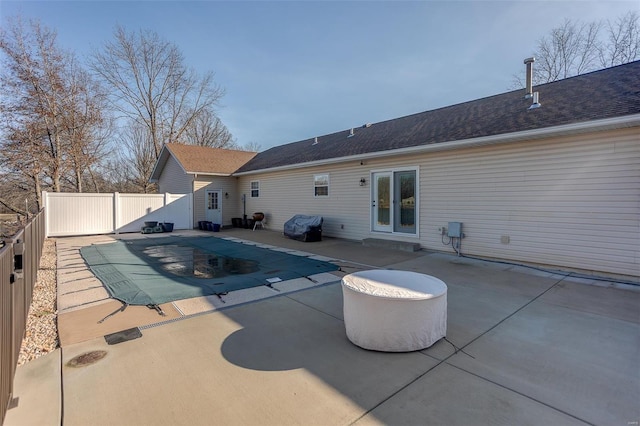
[236,60,640,174]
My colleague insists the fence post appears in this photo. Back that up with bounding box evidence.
[189,193,194,229]
[114,192,119,235]
[42,191,48,238]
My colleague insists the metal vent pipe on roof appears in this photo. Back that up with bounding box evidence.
[528,92,541,109]
[524,57,535,98]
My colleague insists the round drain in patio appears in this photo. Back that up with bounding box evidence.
[66,350,107,368]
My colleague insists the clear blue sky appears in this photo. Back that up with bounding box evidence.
[1,1,637,151]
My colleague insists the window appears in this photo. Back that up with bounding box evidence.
[207,191,219,210]
[314,174,329,197]
[250,181,259,198]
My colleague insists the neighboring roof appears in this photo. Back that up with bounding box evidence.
[236,60,640,174]
[150,144,257,181]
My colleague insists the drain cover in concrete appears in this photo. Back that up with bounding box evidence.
[104,327,142,345]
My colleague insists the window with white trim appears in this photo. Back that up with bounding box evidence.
[250,180,260,198]
[314,174,329,197]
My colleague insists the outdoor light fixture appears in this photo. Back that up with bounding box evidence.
[359,178,366,186]
[225,192,229,198]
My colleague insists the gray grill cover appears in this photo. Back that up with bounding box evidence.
[284,215,323,238]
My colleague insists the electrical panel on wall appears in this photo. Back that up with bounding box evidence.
[448,222,462,238]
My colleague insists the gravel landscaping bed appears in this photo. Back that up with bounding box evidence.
[18,238,59,365]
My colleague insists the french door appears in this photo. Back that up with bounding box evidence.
[372,170,417,234]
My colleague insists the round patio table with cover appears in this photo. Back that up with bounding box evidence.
[341,270,447,352]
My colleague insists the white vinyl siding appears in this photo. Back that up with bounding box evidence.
[419,128,639,277]
[193,176,240,226]
[314,174,329,197]
[238,127,639,277]
[157,155,192,194]
[250,181,260,197]
[239,164,372,239]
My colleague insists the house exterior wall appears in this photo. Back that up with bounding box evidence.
[193,176,241,226]
[157,155,193,194]
[239,163,373,238]
[238,127,639,277]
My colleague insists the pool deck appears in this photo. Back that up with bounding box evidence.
[5,228,640,426]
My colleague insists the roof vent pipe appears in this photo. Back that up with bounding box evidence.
[524,57,535,99]
[312,137,318,145]
[348,128,354,138]
[528,92,541,109]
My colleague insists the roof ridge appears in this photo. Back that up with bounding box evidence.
[237,60,640,173]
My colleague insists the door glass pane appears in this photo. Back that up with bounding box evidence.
[377,175,390,226]
[208,192,218,210]
[394,171,416,233]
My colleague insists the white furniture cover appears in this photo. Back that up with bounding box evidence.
[342,270,447,352]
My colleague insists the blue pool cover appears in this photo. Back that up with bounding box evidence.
[80,236,339,306]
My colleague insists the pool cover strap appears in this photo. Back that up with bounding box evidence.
[97,301,128,324]
[80,236,338,306]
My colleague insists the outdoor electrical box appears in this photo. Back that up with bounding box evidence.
[448,222,463,238]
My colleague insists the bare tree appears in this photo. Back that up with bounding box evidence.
[512,11,639,88]
[241,141,262,152]
[61,62,112,192]
[183,108,237,148]
[600,11,640,67]
[92,26,227,161]
[1,17,109,210]
[0,124,46,210]
[117,121,158,193]
[1,18,68,197]
[534,19,601,84]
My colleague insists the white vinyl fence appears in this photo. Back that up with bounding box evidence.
[43,192,193,237]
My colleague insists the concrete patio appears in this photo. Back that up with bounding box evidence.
[5,228,640,426]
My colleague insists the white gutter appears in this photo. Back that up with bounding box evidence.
[185,171,233,177]
[232,114,640,176]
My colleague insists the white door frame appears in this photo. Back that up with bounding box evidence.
[371,167,419,235]
[205,189,223,224]
[372,172,392,232]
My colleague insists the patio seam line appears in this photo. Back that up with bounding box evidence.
[139,280,344,330]
[59,297,111,310]
[59,348,64,426]
[439,273,571,361]
[59,285,103,295]
[444,362,595,426]
[349,354,447,426]
[349,273,571,425]
[283,290,345,323]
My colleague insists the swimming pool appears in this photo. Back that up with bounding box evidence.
[80,236,339,306]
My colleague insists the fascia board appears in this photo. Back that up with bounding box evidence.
[186,171,232,177]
